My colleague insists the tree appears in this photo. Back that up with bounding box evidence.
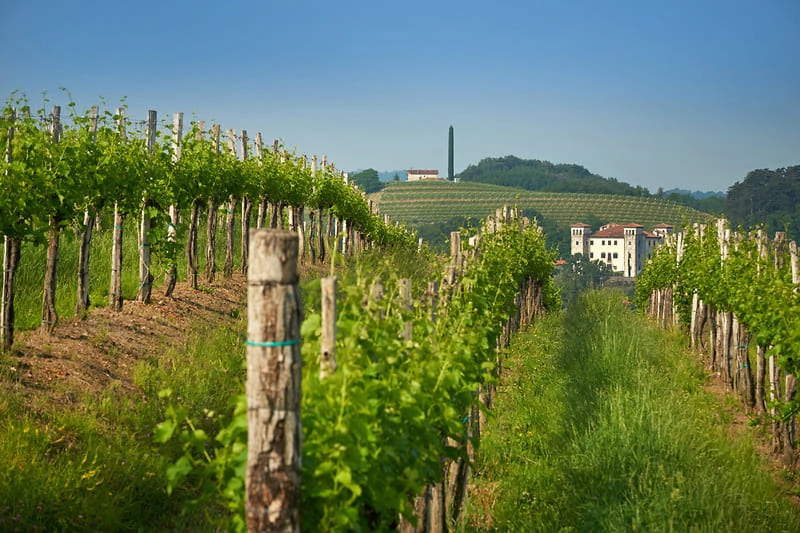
[350,168,384,194]
[448,125,454,181]
[555,253,613,308]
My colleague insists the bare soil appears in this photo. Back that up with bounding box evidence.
[2,275,247,413]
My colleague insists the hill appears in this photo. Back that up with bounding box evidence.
[456,155,650,196]
[375,181,710,229]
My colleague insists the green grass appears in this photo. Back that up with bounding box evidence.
[463,289,800,532]
[0,315,247,531]
[374,181,711,229]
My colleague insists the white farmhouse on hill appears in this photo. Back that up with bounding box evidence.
[570,222,673,278]
[406,169,440,181]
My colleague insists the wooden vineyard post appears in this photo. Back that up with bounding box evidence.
[769,232,786,452]
[450,231,462,273]
[782,239,799,467]
[164,111,183,297]
[427,280,447,533]
[319,276,337,379]
[185,121,204,290]
[241,130,252,275]
[398,278,432,533]
[75,105,99,315]
[308,155,318,264]
[246,229,302,532]
[255,133,266,230]
[41,105,62,335]
[137,109,157,304]
[109,107,126,311]
[224,128,237,279]
[753,229,768,413]
[1,111,20,350]
[400,278,413,341]
[204,124,221,284]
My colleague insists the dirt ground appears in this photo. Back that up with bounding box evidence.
[2,275,247,413]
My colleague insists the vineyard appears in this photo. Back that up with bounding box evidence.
[374,180,712,229]
[0,94,413,351]
[3,92,799,533]
[0,93,559,532]
[639,220,800,465]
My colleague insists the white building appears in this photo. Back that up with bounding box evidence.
[570,222,673,277]
[406,169,440,182]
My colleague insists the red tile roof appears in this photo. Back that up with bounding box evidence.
[407,169,439,174]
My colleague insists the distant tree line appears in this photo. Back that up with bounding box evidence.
[456,155,651,196]
[455,155,725,213]
[349,168,385,194]
[725,165,799,240]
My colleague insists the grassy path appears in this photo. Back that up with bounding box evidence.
[463,290,800,532]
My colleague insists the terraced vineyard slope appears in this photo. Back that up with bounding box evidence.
[374,181,712,229]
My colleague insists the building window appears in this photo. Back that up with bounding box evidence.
[601,252,606,258]
[601,240,605,245]
[614,240,617,245]
[590,240,594,245]
[590,253,594,258]
[613,252,618,258]
[575,241,579,246]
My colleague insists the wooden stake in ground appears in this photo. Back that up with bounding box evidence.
[204,124,221,284]
[185,121,205,290]
[42,105,63,335]
[1,111,21,349]
[241,130,252,275]
[75,105,99,315]
[109,107,127,311]
[224,128,237,279]
[164,111,183,298]
[137,110,157,304]
[320,276,337,379]
[246,230,302,532]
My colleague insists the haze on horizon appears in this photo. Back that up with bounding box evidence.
[1,0,797,194]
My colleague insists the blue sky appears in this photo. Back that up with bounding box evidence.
[2,0,798,192]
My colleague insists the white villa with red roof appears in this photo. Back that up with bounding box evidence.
[406,169,440,181]
[570,222,673,277]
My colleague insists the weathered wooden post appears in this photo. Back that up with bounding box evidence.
[109,107,127,311]
[320,276,337,379]
[400,278,413,341]
[224,128,238,279]
[164,111,183,297]
[450,231,462,273]
[75,105,99,315]
[241,129,252,275]
[41,105,62,333]
[1,110,20,349]
[137,109,157,304]
[782,239,799,466]
[246,230,302,532]
[185,121,204,290]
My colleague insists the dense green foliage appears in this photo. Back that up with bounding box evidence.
[465,290,800,531]
[456,155,651,196]
[637,222,800,416]
[663,190,725,216]
[348,168,385,194]
[159,221,558,531]
[726,166,800,240]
